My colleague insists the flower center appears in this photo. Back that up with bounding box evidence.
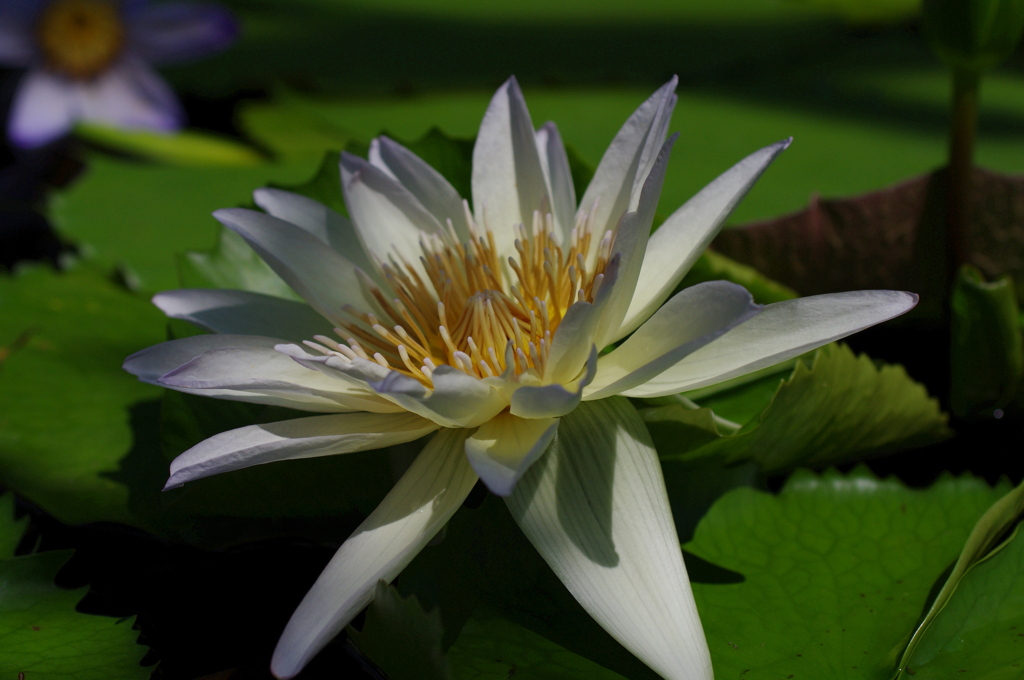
[37,0,125,80]
[306,205,615,387]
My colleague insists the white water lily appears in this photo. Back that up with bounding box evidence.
[125,77,917,679]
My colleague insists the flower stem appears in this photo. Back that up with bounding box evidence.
[947,68,979,274]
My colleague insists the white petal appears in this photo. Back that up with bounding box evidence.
[506,397,711,680]
[370,366,508,428]
[585,281,762,401]
[213,207,376,325]
[593,134,676,349]
[252,188,379,280]
[369,136,471,241]
[577,77,677,260]
[153,288,332,340]
[77,57,183,132]
[543,255,619,386]
[270,427,478,679]
[622,290,919,398]
[534,122,576,243]
[7,69,77,148]
[124,334,283,384]
[123,334,365,411]
[511,346,597,419]
[472,76,550,259]
[166,411,438,488]
[158,346,399,413]
[277,343,391,388]
[340,152,445,273]
[617,138,791,340]
[465,412,558,496]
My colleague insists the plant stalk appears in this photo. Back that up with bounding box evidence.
[947,69,979,275]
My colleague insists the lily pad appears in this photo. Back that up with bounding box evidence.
[447,614,629,680]
[348,582,450,680]
[49,156,319,292]
[642,343,950,472]
[714,166,1024,321]
[685,467,1010,680]
[0,494,150,679]
[899,479,1024,677]
[0,265,166,526]
[74,123,266,167]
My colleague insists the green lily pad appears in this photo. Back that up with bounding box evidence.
[447,614,629,680]
[49,156,319,292]
[0,265,166,526]
[0,494,149,679]
[74,123,266,167]
[643,343,950,472]
[899,479,1024,677]
[348,582,450,680]
[685,467,1009,680]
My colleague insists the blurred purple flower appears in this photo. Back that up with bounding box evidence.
[0,0,238,148]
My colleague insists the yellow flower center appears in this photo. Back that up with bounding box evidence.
[37,0,125,80]
[309,206,615,387]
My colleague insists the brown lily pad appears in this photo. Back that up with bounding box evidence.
[712,166,1024,320]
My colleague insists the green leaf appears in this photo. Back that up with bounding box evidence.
[950,265,1024,418]
[684,468,1010,680]
[74,123,266,167]
[49,156,320,292]
[643,344,950,472]
[446,614,629,680]
[0,265,166,526]
[348,582,451,680]
[678,249,797,304]
[898,478,1024,676]
[0,494,149,679]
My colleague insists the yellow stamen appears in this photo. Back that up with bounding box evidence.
[312,208,613,387]
[37,0,125,80]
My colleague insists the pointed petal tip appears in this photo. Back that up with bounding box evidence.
[161,478,184,492]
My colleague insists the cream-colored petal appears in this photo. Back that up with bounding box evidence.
[153,288,331,341]
[213,208,376,326]
[472,76,550,259]
[340,151,445,273]
[615,138,791,340]
[369,136,472,241]
[252,188,380,282]
[464,412,558,496]
[543,255,619,386]
[593,134,676,349]
[511,346,597,419]
[622,290,919,398]
[371,366,508,428]
[166,412,439,488]
[535,121,576,242]
[585,281,761,401]
[270,428,478,679]
[506,397,712,680]
[158,346,399,413]
[576,77,677,262]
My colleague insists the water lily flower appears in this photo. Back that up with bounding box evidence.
[125,77,917,679]
[0,0,237,148]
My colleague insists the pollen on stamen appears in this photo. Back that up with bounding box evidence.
[316,202,615,387]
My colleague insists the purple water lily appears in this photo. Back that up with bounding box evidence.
[0,0,237,148]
